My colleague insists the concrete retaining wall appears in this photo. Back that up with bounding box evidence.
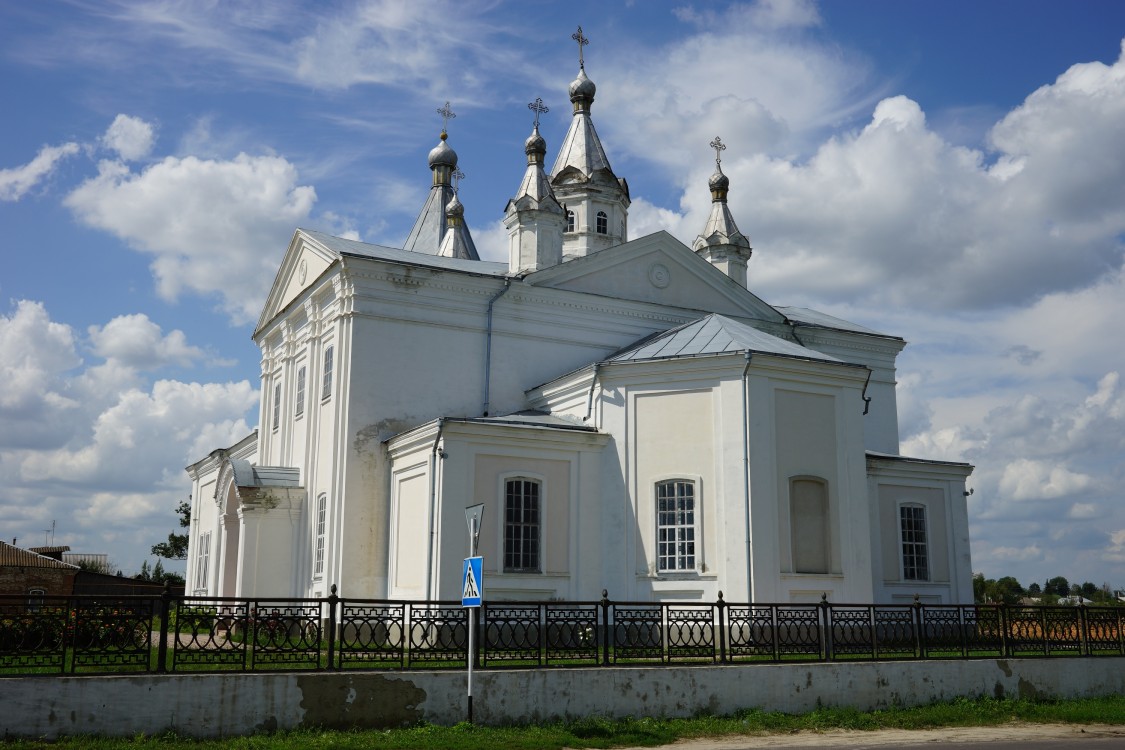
[2,659,1123,739]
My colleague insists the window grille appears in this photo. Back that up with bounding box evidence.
[504,479,540,571]
[901,504,929,581]
[656,480,695,571]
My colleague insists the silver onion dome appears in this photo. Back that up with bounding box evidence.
[708,166,730,193]
[428,132,458,169]
[445,192,464,219]
[568,68,596,103]
[525,126,547,157]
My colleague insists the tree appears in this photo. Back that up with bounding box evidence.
[151,498,191,560]
[1044,576,1070,598]
[1027,582,1042,596]
[134,559,184,585]
[991,576,1024,605]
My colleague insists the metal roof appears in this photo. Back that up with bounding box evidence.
[606,313,843,364]
[776,306,895,339]
[451,410,597,432]
[300,229,506,277]
[0,541,79,569]
[228,458,300,489]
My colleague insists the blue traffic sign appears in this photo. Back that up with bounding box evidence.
[462,556,483,607]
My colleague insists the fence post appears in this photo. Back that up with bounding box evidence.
[600,589,611,666]
[913,594,924,659]
[1079,603,1089,657]
[1000,603,1010,657]
[157,582,171,673]
[327,584,338,670]
[820,593,831,661]
[716,591,727,663]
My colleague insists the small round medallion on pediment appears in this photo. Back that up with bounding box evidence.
[298,259,308,285]
[648,263,671,289]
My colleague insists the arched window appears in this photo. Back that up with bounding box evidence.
[656,479,696,571]
[900,504,929,581]
[596,211,608,234]
[790,477,829,574]
[314,493,327,577]
[504,478,540,571]
[565,210,575,233]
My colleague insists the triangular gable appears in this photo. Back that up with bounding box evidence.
[254,229,339,337]
[523,231,784,323]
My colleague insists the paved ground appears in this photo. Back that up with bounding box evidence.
[609,723,1125,749]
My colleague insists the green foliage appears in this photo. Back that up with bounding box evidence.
[151,500,191,560]
[134,559,184,586]
[971,573,1023,604]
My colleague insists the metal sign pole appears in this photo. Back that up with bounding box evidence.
[462,504,483,725]
[467,515,476,724]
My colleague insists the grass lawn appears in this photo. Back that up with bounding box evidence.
[3,695,1125,749]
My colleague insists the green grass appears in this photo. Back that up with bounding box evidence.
[3,695,1125,749]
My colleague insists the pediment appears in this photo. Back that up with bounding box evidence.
[524,230,784,322]
[254,229,339,337]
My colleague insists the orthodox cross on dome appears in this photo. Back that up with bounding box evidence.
[528,97,549,128]
[452,168,465,193]
[437,101,457,135]
[572,26,589,69]
[710,136,726,167]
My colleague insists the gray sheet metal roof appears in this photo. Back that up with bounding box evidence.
[228,458,300,489]
[776,306,895,338]
[452,410,597,432]
[301,229,507,277]
[607,314,843,364]
[551,111,614,179]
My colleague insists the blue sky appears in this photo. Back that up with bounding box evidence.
[2,0,1125,592]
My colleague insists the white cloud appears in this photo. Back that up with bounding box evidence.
[293,0,526,96]
[101,114,156,161]
[622,41,1125,314]
[998,458,1094,502]
[20,379,258,488]
[0,301,83,449]
[0,142,80,201]
[88,313,205,369]
[65,153,317,323]
[0,302,258,571]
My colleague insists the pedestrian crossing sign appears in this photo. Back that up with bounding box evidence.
[462,556,483,607]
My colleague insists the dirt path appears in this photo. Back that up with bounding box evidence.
[607,723,1125,748]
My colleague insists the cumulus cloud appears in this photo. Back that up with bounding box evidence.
[0,142,80,201]
[20,378,258,489]
[620,41,1125,314]
[101,114,156,161]
[65,153,317,323]
[0,301,83,449]
[88,314,205,369]
[0,302,258,569]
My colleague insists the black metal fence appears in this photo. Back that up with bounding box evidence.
[2,587,1123,676]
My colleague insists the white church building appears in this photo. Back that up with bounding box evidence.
[185,44,974,606]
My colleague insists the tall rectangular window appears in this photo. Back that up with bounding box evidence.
[295,366,306,416]
[321,346,334,400]
[314,493,327,577]
[272,382,281,430]
[504,479,540,572]
[196,531,211,591]
[900,505,929,581]
[657,480,695,572]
